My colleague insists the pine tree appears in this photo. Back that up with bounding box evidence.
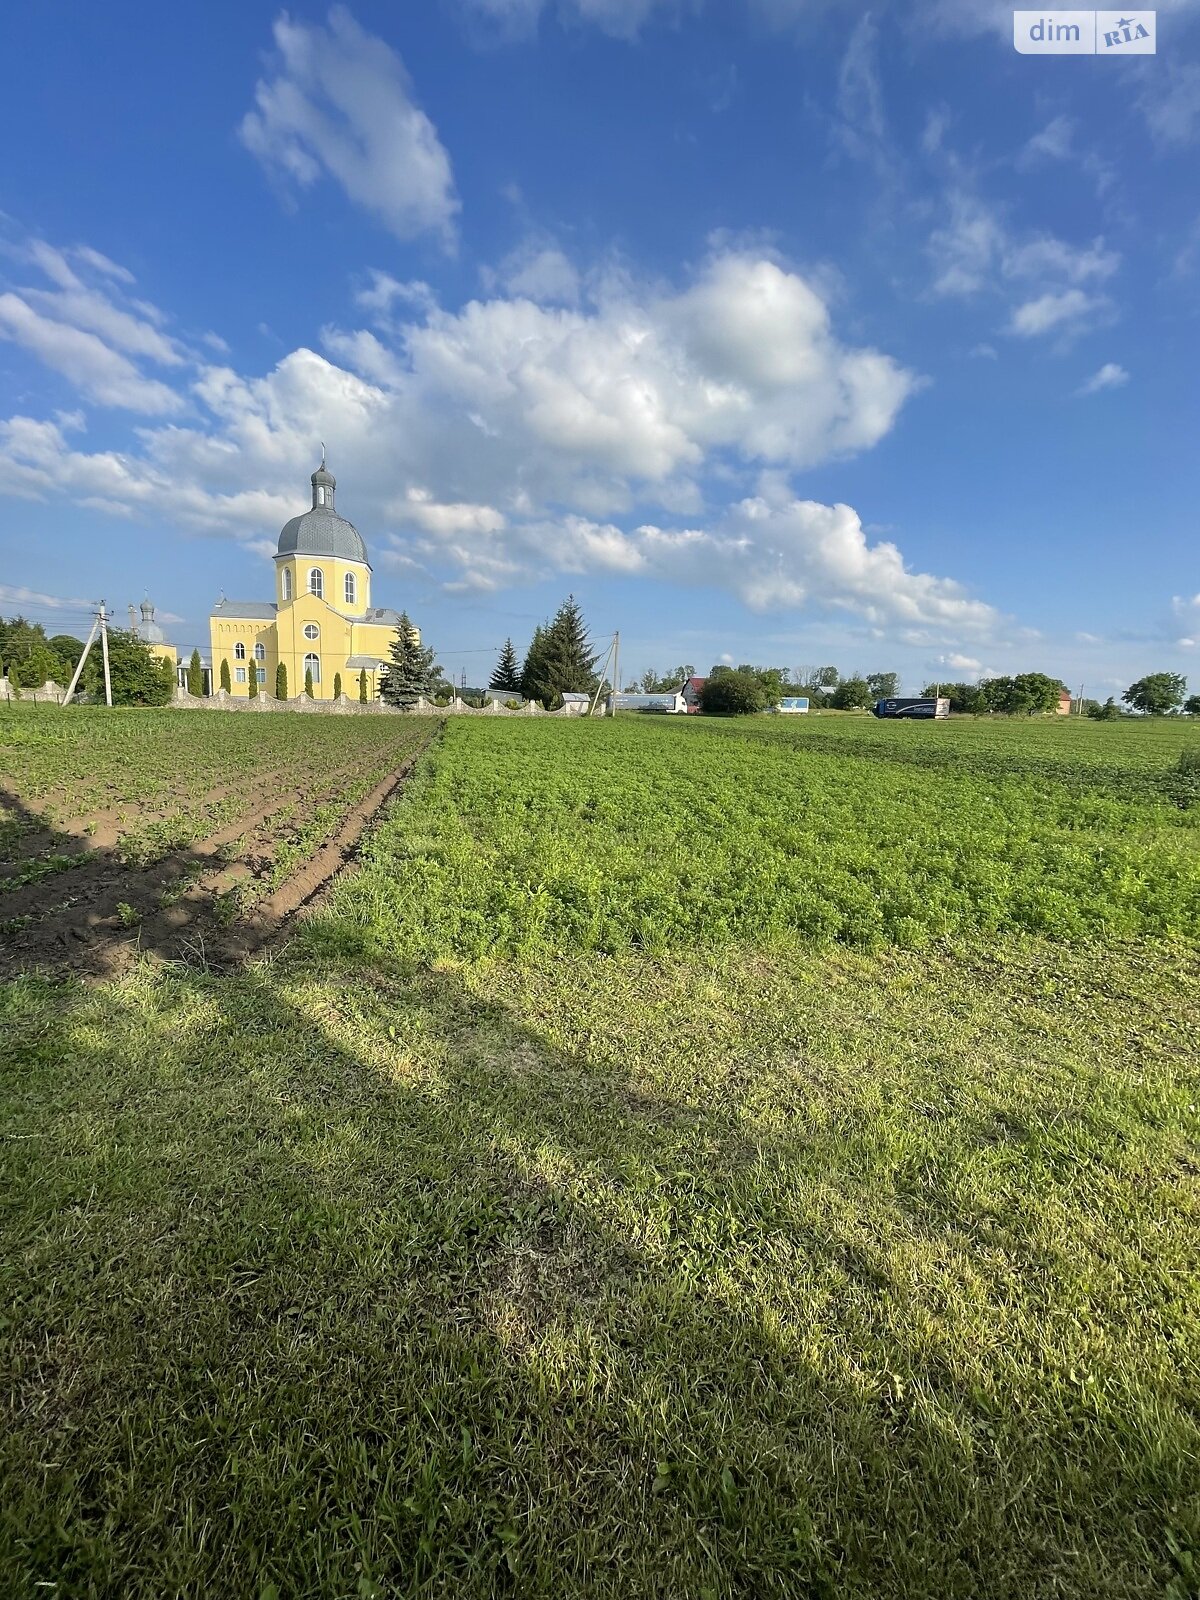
[380,613,439,707]
[161,656,178,698]
[333,671,343,700]
[520,624,549,703]
[304,667,314,698]
[248,657,259,699]
[276,662,288,700]
[489,637,522,695]
[187,648,204,696]
[358,669,368,704]
[523,596,599,706]
[220,659,231,693]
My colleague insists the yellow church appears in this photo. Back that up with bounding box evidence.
[209,455,410,700]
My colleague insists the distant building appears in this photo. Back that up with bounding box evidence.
[129,598,178,678]
[208,455,414,699]
[559,692,592,715]
[682,676,706,713]
[607,690,687,714]
[484,688,524,705]
[176,653,213,696]
[766,696,810,714]
[1056,688,1072,715]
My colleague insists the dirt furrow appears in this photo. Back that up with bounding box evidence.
[0,743,428,979]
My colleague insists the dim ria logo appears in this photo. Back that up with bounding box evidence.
[1014,11,1156,53]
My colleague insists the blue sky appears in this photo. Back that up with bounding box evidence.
[1,0,1198,693]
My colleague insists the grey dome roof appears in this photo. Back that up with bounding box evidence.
[277,506,368,564]
[276,454,369,564]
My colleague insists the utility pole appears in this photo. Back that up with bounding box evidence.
[588,634,617,717]
[99,602,113,707]
[61,606,103,708]
[612,630,620,716]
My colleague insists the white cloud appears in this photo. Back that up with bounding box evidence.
[355,272,437,319]
[929,194,1006,297]
[491,492,998,633]
[486,241,582,306]
[1139,60,1200,148]
[0,292,183,414]
[0,582,94,610]
[0,237,188,413]
[930,191,1118,305]
[831,15,891,175]
[937,651,982,674]
[1009,288,1106,338]
[458,0,680,40]
[395,487,508,536]
[1075,361,1129,396]
[1019,115,1075,165]
[0,247,994,633]
[239,8,459,245]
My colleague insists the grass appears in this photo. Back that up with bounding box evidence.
[1,712,1198,1598]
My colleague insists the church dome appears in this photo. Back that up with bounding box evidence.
[276,454,369,565]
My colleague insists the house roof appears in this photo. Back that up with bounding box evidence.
[210,600,278,620]
[364,607,405,625]
[345,655,387,670]
[686,676,707,691]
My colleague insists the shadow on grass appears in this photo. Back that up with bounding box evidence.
[2,928,1197,1600]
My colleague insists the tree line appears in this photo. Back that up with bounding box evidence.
[0,615,176,705]
[928,671,1197,718]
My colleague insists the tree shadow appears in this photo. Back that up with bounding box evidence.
[1,931,1193,1599]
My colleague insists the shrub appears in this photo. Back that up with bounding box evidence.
[358,670,368,704]
[220,659,231,693]
[699,671,767,716]
[333,672,343,700]
[304,668,314,699]
[276,663,288,700]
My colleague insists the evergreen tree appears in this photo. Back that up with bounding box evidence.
[187,648,204,696]
[220,659,232,693]
[304,666,314,698]
[276,662,288,700]
[160,655,178,698]
[545,594,599,697]
[358,669,368,704]
[380,613,440,706]
[489,637,522,695]
[521,597,600,706]
[520,624,550,703]
[247,656,259,698]
[333,671,343,700]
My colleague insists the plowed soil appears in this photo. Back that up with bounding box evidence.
[0,743,431,979]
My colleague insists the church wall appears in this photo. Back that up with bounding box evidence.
[209,594,405,700]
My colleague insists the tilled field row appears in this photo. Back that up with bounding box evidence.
[0,736,433,978]
[0,763,298,868]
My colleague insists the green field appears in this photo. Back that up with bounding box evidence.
[2,712,1198,1598]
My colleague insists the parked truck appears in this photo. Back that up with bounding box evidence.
[872,696,950,720]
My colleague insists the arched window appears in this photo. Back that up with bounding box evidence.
[254,643,265,661]
[282,567,293,601]
[303,652,321,684]
[317,486,326,506]
[234,642,246,661]
[303,623,320,641]
[308,568,324,599]
[344,571,357,607]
